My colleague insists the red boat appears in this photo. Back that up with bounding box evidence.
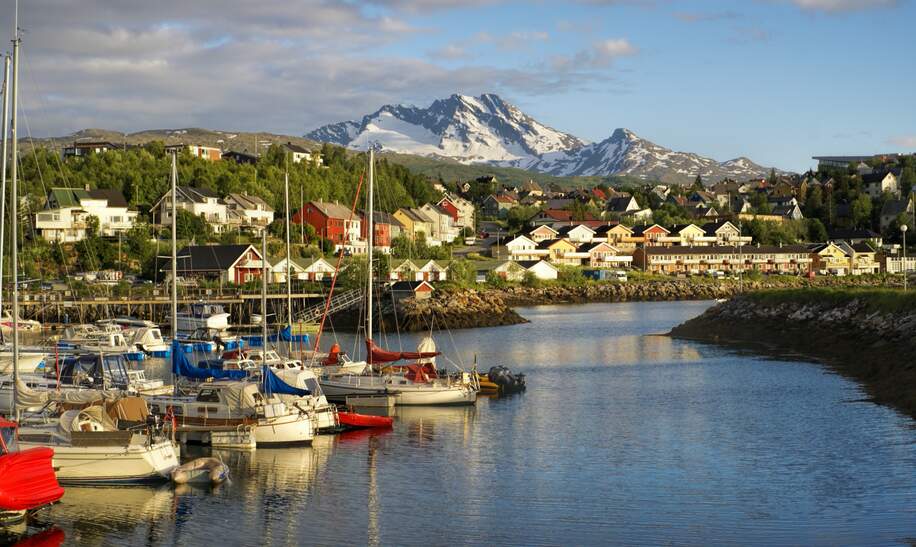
[0,419,64,525]
[337,412,393,429]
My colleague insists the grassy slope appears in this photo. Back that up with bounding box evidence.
[744,287,916,313]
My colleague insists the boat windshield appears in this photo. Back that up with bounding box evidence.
[101,354,130,386]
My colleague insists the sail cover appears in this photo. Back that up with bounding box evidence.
[261,365,309,397]
[366,339,441,364]
[171,340,247,381]
[270,326,310,344]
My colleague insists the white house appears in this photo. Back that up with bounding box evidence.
[282,142,322,165]
[271,256,335,282]
[416,260,449,282]
[863,172,899,199]
[419,203,460,243]
[151,186,228,232]
[557,224,596,243]
[578,242,633,268]
[476,260,526,283]
[528,225,559,243]
[35,187,138,242]
[517,260,559,280]
[505,235,548,261]
[224,193,275,234]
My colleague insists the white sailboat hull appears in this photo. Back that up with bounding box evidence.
[0,352,45,374]
[320,376,478,406]
[254,412,314,445]
[18,438,179,484]
[394,386,477,406]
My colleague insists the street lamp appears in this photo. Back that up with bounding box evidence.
[902,224,908,292]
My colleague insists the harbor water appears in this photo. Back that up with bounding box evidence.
[9,301,916,545]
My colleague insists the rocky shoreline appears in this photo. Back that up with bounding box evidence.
[669,291,916,420]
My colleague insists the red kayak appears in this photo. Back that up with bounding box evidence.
[0,419,64,520]
[337,412,393,429]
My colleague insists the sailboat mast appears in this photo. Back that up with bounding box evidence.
[170,152,178,337]
[261,230,268,351]
[0,55,10,332]
[366,149,374,348]
[284,169,292,354]
[10,26,20,420]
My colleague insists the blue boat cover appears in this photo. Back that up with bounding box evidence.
[269,326,310,343]
[261,365,309,396]
[171,340,247,380]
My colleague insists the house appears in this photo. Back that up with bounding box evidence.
[690,205,719,219]
[576,242,633,268]
[667,224,711,246]
[556,224,596,243]
[538,239,579,265]
[437,194,475,229]
[595,224,636,248]
[631,224,670,247]
[222,150,259,165]
[482,194,517,218]
[390,280,435,302]
[270,256,335,283]
[420,203,460,243]
[862,172,899,199]
[389,259,419,281]
[393,208,434,242]
[633,244,812,275]
[528,225,559,243]
[151,186,228,232]
[281,142,321,165]
[165,144,221,161]
[359,210,400,250]
[293,201,361,250]
[475,260,526,283]
[35,187,138,242]
[416,260,449,282]
[505,235,547,261]
[772,203,804,221]
[164,244,265,284]
[223,193,275,234]
[687,190,717,207]
[520,179,544,196]
[529,209,574,227]
[846,242,880,275]
[880,198,914,231]
[810,242,852,275]
[701,221,750,246]
[62,141,125,158]
[516,260,559,280]
[606,196,641,215]
[546,198,574,210]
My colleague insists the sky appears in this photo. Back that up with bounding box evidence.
[0,0,913,172]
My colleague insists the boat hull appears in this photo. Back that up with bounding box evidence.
[0,353,45,375]
[254,412,314,445]
[17,439,179,484]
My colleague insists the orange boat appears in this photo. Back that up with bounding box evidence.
[337,412,393,429]
[0,419,64,525]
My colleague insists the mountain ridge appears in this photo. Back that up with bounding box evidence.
[307,93,784,184]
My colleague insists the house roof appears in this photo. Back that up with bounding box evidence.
[282,142,311,154]
[164,244,258,272]
[310,201,357,220]
[669,223,701,234]
[225,193,274,212]
[631,224,669,236]
[701,220,738,236]
[397,207,429,224]
[772,204,800,217]
[851,242,875,253]
[576,242,615,253]
[537,239,574,250]
[881,199,912,218]
[861,171,892,184]
[593,223,625,235]
[391,280,434,292]
[49,187,90,207]
[537,209,574,221]
[87,188,129,207]
[556,224,595,236]
[517,260,557,270]
[606,196,637,212]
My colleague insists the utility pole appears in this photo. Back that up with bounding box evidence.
[902,224,908,292]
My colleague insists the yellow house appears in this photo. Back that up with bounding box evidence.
[811,242,850,275]
[538,238,579,265]
[596,224,635,248]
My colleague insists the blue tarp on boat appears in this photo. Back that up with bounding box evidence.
[172,340,247,381]
[261,365,309,396]
[268,326,310,344]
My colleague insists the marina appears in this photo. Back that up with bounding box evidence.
[4,301,916,545]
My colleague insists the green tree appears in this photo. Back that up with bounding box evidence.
[806,218,828,242]
[850,193,872,228]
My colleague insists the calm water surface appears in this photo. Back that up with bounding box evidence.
[10,301,916,546]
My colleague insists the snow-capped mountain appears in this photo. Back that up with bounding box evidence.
[306,94,780,183]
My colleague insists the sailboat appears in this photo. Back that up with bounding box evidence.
[317,149,478,406]
[7,28,178,482]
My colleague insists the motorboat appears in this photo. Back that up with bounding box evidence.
[0,418,64,525]
[176,303,230,333]
[130,326,169,354]
[51,352,172,396]
[0,312,40,334]
[0,351,45,375]
[337,412,393,429]
[146,380,314,446]
[270,367,339,432]
[17,404,180,484]
[67,332,138,354]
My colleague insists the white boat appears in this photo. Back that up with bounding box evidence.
[70,332,138,354]
[17,405,180,484]
[176,303,230,333]
[0,312,40,334]
[146,381,314,446]
[0,351,44,374]
[272,367,339,432]
[170,457,229,485]
[130,326,169,354]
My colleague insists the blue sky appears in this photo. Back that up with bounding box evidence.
[2,0,914,171]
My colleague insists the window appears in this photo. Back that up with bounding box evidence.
[196,389,221,403]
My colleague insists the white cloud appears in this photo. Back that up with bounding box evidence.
[552,38,638,70]
[888,136,916,148]
[786,0,897,11]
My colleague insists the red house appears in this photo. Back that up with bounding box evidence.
[631,224,670,247]
[293,201,360,246]
[359,210,397,248]
[436,198,460,223]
